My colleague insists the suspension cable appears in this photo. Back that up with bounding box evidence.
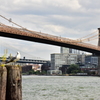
[0,15,99,45]
[79,30,98,39]
[80,34,98,42]
[0,15,25,29]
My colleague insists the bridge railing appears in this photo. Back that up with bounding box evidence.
[34,30,100,50]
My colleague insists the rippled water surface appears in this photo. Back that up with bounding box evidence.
[22,76,100,100]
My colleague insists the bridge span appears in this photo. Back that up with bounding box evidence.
[0,23,100,55]
[0,58,50,64]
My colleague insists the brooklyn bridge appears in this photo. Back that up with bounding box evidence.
[0,15,100,74]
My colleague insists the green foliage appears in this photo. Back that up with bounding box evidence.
[35,71,41,75]
[0,57,2,59]
[24,70,47,75]
[29,70,35,75]
[41,71,47,75]
[67,64,81,74]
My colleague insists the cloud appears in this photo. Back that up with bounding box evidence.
[0,36,60,60]
[0,0,100,59]
[1,0,81,15]
[79,0,100,9]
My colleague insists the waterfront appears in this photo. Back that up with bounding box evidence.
[22,76,100,100]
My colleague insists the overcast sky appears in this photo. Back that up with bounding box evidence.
[0,0,100,60]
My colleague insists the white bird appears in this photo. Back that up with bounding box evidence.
[5,51,20,64]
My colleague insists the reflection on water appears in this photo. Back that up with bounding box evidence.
[22,76,100,100]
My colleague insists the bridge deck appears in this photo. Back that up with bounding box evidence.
[0,23,100,55]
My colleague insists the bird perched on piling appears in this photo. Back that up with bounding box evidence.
[5,51,21,64]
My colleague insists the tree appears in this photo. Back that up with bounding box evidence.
[28,70,35,75]
[67,64,81,74]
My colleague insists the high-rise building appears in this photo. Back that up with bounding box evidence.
[51,53,68,70]
[61,47,85,54]
[60,47,77,54]
[51,53,78,70]
[51,47,86,70]
[60,47,69,54]
[85,55,98,67]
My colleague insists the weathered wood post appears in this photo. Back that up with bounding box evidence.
[6,65,22,100]
[0,66,7,100]
[98,28,100,75]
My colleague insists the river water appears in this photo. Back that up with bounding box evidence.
[22,76,100,100]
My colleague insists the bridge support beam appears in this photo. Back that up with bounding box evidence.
[98,28,100,75]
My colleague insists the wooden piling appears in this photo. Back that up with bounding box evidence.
[0,66,7,100]
[6,65,22,100]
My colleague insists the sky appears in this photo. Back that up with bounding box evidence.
[0,0,100,60]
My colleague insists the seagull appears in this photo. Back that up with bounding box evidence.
[5,51,21,64]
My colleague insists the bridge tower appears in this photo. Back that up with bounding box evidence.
[98,28,100,75]
[98,28,100,46]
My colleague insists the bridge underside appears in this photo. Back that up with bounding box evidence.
[0,31,100,55]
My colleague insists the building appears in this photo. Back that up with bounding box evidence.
[51,53,79,70]
[50,47,86,70]
[51,53,71,70]
[50,47,98,75]
[47,70,62,75]
[60,47,70,53]
[77,53,86,64]
[22,65,32,73]
[78,55,98,74]
[32,64,42,72]
[85,55,98,68]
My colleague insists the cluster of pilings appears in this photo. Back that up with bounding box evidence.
[0,65,22,100]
